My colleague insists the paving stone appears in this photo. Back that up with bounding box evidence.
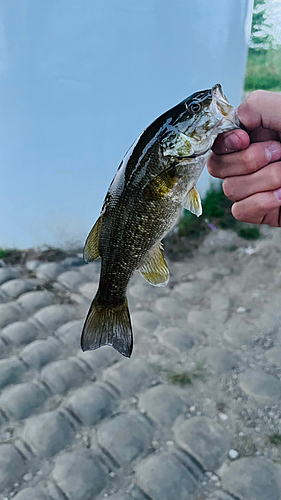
[12,487,48,500]
[97,411,154,466]
[65,384,115,425]
[78,345,119,370]
[107,494,131,500]
[57,270,90,290]
[0,381,48,420]
[26,259,42,271]
[136,452,198,500]
[210,294,230,312]
[1,320,40,347]
[223,316,256,347]
[201,229,241,251]
[17,290,54,315]
[265,347,281,368]
[139,384,185,426]
[55,319,84,349]
[172,281,202,301]
[187,309,212,329]
[195,347,238,376]
[0,288,9,302]
[157,326,194,353]
[20,337,63,370]
[79,281,99,300]
[0,302,23,329]
[129,280,166,300]
[220,457,281,500]
[130,310,159,334]
[40,358,87,395]
[62,256,84,267]
[103,359,155,398]
[36,262,65,281]
[239,369,281,404]
[33,304,76,332]
[0,337,8,359]
[207,492,236,500]
[79,262,100,279]
[0,267,21,286]
[52,449,108,499]
[1,279,37,299]
[173,416,231,471]
[0,356,26,390]
[154,297,183,317]
[0,443,25,490]
[196,268,216,281]
[22,410,74,458]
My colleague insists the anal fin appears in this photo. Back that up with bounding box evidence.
[184,186,202,217]
[139,243,169,287]
[83,214,103,263]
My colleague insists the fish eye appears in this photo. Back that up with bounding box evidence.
[187,101,201,114]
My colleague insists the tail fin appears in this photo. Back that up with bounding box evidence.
[81,296,133,357]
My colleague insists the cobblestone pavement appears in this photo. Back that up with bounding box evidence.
[1,227,281,500]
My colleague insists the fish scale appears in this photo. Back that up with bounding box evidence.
[81,84,243,357]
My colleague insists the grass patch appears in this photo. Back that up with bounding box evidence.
[235,434,258,457]
[238,227,260,240]
[245,48,281,92]
[269,432,281,446]
[166,360,207,386]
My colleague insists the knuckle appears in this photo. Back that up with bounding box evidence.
[242,147,258,173]
[207,154,222,177]
[207,156,215,175]
[270,164,281,187]
[246,90,266,107]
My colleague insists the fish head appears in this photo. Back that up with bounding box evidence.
[162,83,242,158]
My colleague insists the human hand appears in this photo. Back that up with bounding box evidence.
[208,90,281,226]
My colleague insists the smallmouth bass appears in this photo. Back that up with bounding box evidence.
[82,84,243,357]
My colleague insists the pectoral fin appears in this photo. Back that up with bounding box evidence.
[83,214,103,263]
[139,244,169,287]
[184,186,202,217]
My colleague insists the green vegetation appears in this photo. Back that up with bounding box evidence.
[177,183,260,240]
[245,49,281,92]
[166,360,207,386]
[244,0,281,92]
[238,226,260,240]
[269,432,281,446]
[235,434,258,457]
[0,248,9,259]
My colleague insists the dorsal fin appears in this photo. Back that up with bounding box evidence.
[83,214,103,263]
[139,243,169,287]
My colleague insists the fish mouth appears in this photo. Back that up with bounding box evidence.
[211,83,242,131]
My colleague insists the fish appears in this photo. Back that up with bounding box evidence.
[81,83,242,358]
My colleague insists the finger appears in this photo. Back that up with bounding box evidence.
[212,129,249,154]
[261,209,281,227]
[231,190,281,225]
[250,126,280,143]
[223,161,281,201]
[238,91,281,133]
[208,140,281,179]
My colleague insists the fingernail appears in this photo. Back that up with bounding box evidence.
[265,143,281,162]
[224,133,242,151]
[274,188,281,201]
